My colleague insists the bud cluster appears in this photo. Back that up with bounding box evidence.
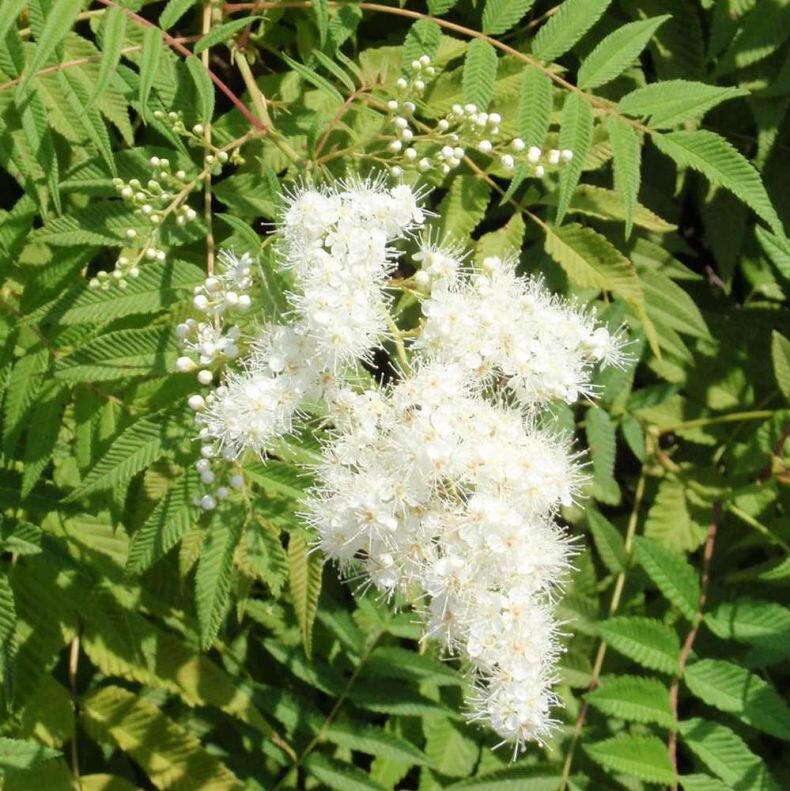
[175,176,626,749]
[383,54,574,180]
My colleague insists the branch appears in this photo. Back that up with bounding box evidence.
[668,501,720,789]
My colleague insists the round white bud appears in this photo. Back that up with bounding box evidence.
[188,394,206,411]
[197,369,213,385]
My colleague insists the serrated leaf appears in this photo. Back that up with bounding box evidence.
[482,0,536,36]
[462,40,498,111]
[423,717,478,777]
[706,598,790,661]
[159,0,197,29]
[60,261,204,324]
[598,615,680,674]
[185,55,215,124]
[578,16,670,89]
[288,532,322,659]
[55,327,179,382]
[474,213,525,264]
[139,26,163,122]
[304,754,386,791]
[586,675,674,727]
[312,0,329,48]
[585,406,621,505]
[644,478,707,553]
[532,0,612,62]
[585,735,675,785]
[518,65,552,148]
[3,347,49,455]
[66,412,173,500]
[21,383,69,497]
[363,646,463,687]
[684,659,790,739]
[556,92,593,224]
[349,681,457,719]
[81,685,242,789]
[283,54,344,104]
[652,130,783,235]
[607,116,642,238]
[543,223,643,308]
[446,765,562,789]
[126,469,200,573]
[427,0,459,15]
[402,20,442,68]
[196,519,242,649]
[679,718,781,791]
[586,509,626,574]
[634,536,700,621]
[771,331,790,399]
[638,267,711,341]
[325,723,432,767]
[0,575,15,648]
[434,176,491,241]
[0,737,60,772]
[18,0,85,94]
[89,6,127,108]
[619,80,747,128]
[194,17,261,55]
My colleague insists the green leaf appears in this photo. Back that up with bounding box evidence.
[434,176,491,241]
[633,536,700,622]
[607,116,642,238]
[282,54,344,104]
[66,412,173,500]
[585,735,676,785]
[706,598,790,661]
[159,0,198,29]
[684,659,790,739]
[462,40,498,111]
[638,267,711,341]
[288,532,323,659]
[481,0,536,36]
[578,16,670,89]
[194,17,261,55]
[652,130,783,235]
[139,26,163,122]
[427,0,459,15]
[474,213,525,264]
[446,765,562,789]
[556,92,593,224]
[543,223,643,308]
[185,55,215,124]
[126,469,200,573]
[196,519,243,649]
[619,81,747,128]
[586,675,674,727]
[60,261,204,324]
[21,383,69,498]
[402,20,442,68]
[598,615,680,674]
[679,718,781,791]
[81,685,242,789]
[89,6,127,107]
[55,327,179,383]
[0,0,27,47]
[518,65,552,148]
[771,331,790,399]
[532,0,612,62]
[585,406,621,505]
[18,0,85,94]
[643,477,707,553]
[325,723,432,767]
[3,347,49,455]
[0,574,16,650]
[304,754,387,791]
[423,717,478,777]
[313,0,329,48]
[0,737,60,772]
[363,646,463,687]
[585,508,626,574]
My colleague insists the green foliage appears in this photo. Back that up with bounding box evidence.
[0,0,787,788]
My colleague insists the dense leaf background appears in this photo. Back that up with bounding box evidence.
[0,0,788,789]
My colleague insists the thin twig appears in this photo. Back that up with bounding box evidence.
[668,501,720,789]
[202,0,216,277]
[68,631,82,784]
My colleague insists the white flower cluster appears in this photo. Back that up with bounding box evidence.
[417,254,624,405]
[179,177,626,749]
[190,178,425,467]
[384,58,573,179]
